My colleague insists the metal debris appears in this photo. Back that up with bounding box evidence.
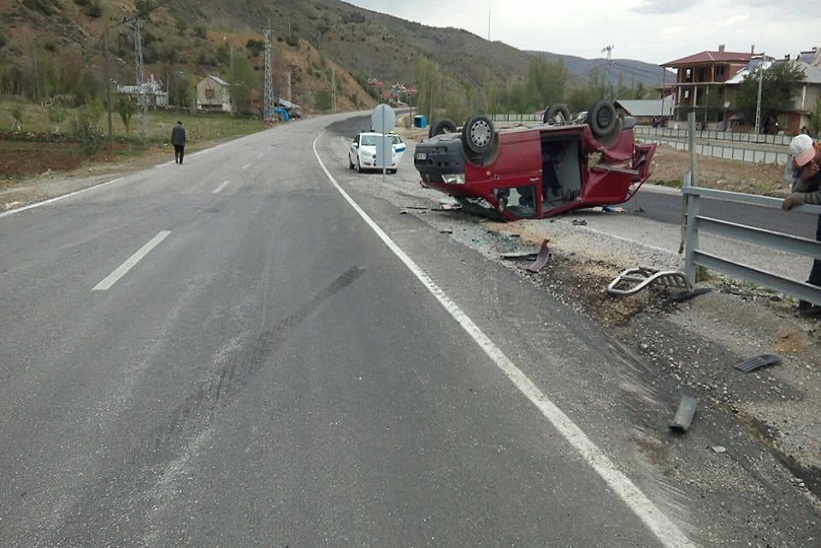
[669,394,698,433]
[572,219,588,226]
[501,251,539,260]
[526,239,552,273]
[669,287,712,303]
[607,267,692,297]
[734,354,781,373]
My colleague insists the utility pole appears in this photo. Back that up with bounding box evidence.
[264,22,274,119]
[103,27,113,148]
[133,17,148,141]
[754,58,765,135]
[602,45,614,100]
[331,68,336,113]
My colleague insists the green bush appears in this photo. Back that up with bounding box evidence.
[68,100,104,154]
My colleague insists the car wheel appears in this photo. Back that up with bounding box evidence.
[356,159,363,173]
[461,115,495,155]
[429,118,457,138]
[349,154,355,170]
[588,100,618,137]
[389,169,397,174]
[543,104,571,125]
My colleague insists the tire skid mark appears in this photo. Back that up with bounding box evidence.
[151,265,366,452]
[48,266,366,545]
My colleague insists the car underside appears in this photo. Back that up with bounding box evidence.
[413,101,657,221]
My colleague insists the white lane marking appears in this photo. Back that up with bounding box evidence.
[0,178,124,219]
[92,231,171,291]
[242,163,251,170]
[255,152,264,160]
[213,181,230,194]
[312,136,693,548]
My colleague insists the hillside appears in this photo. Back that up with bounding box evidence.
[0,0,668,114]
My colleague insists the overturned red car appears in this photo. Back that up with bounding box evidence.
[413,101,657,221]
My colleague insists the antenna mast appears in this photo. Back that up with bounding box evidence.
[133,17,148,140]
[264,22,274,120]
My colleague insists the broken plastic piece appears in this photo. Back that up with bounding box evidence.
[526,239,552,273]
[572,219,588,226]
[734,354,781,373]
[669,394,698,433]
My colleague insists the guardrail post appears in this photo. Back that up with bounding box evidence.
[683,174,700,285]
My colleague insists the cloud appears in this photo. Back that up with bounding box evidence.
[632,0,702,15]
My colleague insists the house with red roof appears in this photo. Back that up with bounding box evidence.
[661,44,767,127]
[661,45,821,134]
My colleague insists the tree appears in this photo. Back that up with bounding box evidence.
[809,97,821,137]
[117,96,135,135]
[228,52,258,114]
[733,61,806,133]
[46,103,67,133]
[10,103,25,131]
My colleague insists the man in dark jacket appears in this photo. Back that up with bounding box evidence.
[782,133,821,315]
[171,121,186,164]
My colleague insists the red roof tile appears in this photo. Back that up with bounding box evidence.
[662,50,755,67]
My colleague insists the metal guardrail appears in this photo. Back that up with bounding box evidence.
[641,137,789,165]
[682,186,821,307]
[636,126,793,146]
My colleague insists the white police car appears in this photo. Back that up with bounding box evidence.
[348,131,407,174]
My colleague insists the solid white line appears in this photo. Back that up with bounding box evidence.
[0,177,124,219]
[242,163,251,170]
[311,135,693,548]
[213,181,230,194]
[92,231,171,291]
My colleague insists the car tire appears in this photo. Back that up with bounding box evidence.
[356,160,362,173]
[461,115,495,155]
[588,100,618,137]
[349,155,355,170]
[429,118,457,138]
[543,104,571,125]
[389,169,397,174]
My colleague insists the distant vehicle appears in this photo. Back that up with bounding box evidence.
[348,131,407,174]
[413,101,657,221]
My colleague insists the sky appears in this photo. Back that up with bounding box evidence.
[344,0,821,65]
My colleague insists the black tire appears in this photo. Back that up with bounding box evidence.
[429,118,457,138]
[356,160,363,173]
[389,169,397,174]
[348,154,355,170]
[461,115,495,155]
[543,104,571,125]
[588,100,618,137]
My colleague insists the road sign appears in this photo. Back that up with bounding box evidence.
[371,104,395,135]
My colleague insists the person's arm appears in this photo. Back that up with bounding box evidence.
[783,169,821,209]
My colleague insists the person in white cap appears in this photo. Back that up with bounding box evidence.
[782,133,821,315]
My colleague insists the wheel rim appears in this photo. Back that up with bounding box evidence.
[596,108,612,130]
[470,120,492,149]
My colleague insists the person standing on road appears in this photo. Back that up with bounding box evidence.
[171,120,186,165]
[781,133,821,315]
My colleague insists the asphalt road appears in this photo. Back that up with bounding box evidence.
[0,113,684,546]
[2,112,818,546]
[635,189,816,239]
